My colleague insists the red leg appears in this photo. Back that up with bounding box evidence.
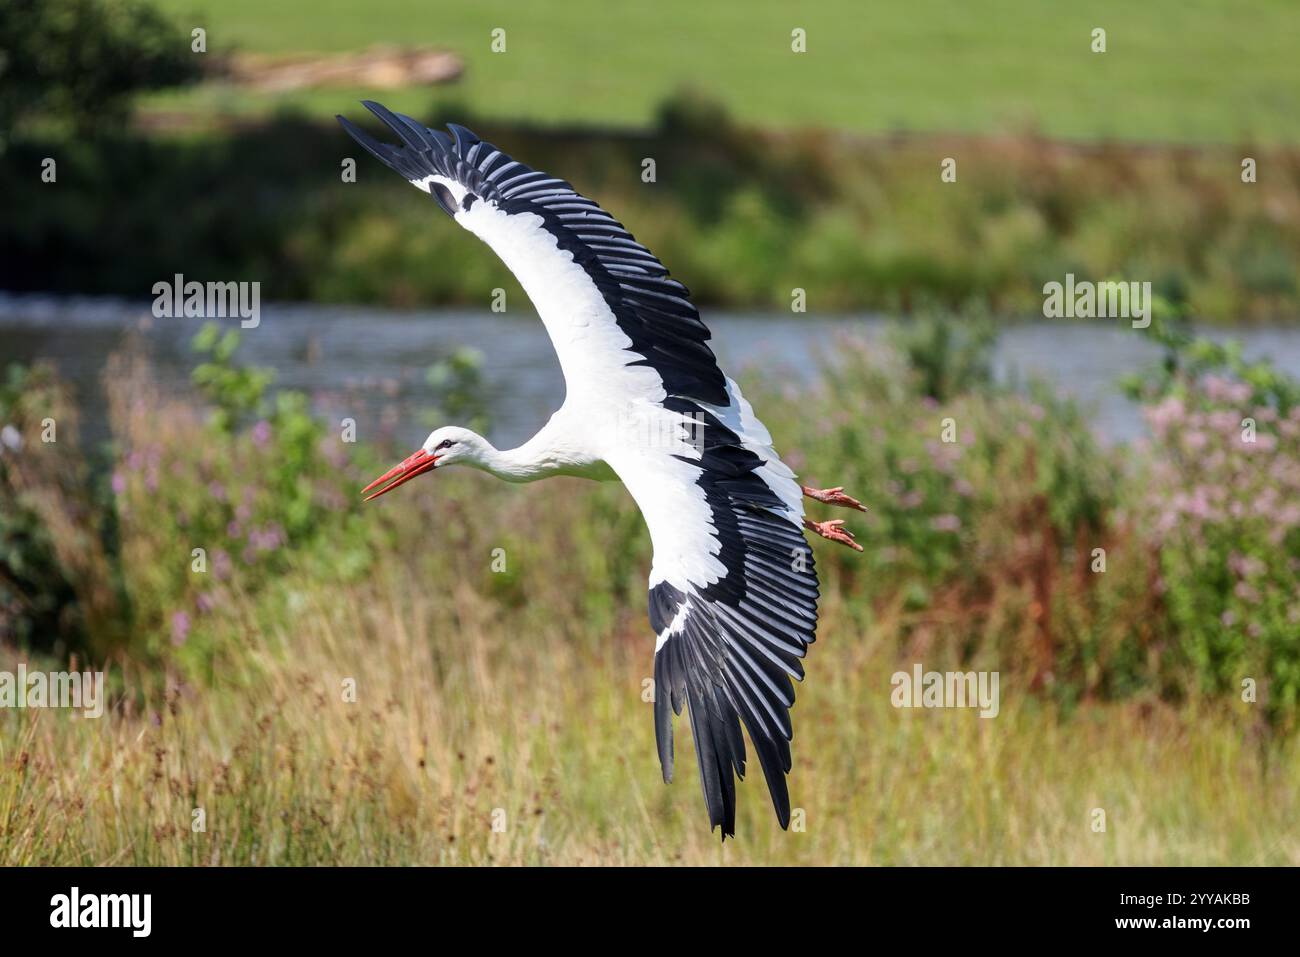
[803,517,863,552]
[802,485,868,512]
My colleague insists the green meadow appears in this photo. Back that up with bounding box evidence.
[146,0,1300,143]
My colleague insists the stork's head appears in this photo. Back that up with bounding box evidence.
[362,426,489,501]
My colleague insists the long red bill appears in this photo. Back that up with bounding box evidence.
[362,448,438,501]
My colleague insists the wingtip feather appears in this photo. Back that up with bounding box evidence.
[337,114,394,168]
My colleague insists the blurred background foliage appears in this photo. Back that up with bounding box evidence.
[1,0,1299,320]
[0,0,199,135]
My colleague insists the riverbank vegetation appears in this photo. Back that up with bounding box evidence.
[5,96,1300,321]
[2,315,1296,863]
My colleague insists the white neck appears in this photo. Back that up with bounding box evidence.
[450,433,557,483]
[477,442,553,482]
[459,416,596,483]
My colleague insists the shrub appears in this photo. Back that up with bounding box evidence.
[1125,319,1300,729]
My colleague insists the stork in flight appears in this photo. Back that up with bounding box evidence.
[339,102,866,838]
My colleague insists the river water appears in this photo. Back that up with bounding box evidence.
[3,294,1299,449]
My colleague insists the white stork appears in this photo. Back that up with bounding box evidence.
[339,102,866,838]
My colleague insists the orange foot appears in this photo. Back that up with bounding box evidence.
[803,518,863,552]
[801,485,868,512]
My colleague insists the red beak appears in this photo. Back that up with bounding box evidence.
[362,448,438,501]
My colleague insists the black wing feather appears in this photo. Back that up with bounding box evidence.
[648,403,818,838]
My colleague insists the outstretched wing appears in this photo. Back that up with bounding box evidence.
[338,101,726,409]
[339,103,819,836]
[612,392,819,838]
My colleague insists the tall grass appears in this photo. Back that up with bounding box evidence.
[4,562,1296,865]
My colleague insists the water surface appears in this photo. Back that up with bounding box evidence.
[3,295,1299,449]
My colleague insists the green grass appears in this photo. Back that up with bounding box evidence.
[145,0,1300,143]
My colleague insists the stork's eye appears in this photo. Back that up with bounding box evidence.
[434,439,456,451]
